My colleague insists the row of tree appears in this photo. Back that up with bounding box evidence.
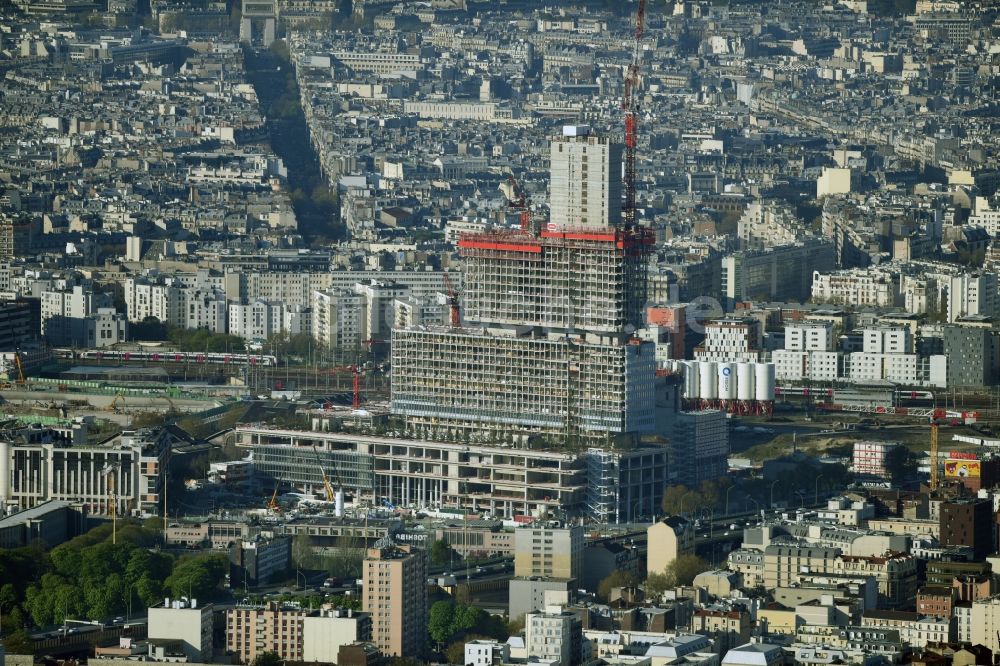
[0,520,227,652]
[596,554,711,603]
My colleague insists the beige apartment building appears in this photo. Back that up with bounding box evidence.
[363,543,427,658]
[513,525,583,579]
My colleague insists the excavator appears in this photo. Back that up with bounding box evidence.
[105,391,127,413]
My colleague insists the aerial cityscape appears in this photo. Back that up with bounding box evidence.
[1,0,1000,665]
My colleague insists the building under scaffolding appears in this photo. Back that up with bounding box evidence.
[391,226,657,443]
[390,327,655,439]
[585,447,666,524]
[459,227,650,334]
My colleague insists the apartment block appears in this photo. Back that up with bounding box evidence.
[0,427,168,515]
[811,269,900,307]
[390,328,656,439]
[226,604,369,665]
[513,525,583,579]
[549,125,623,229]
[525,606,583,666]
[363,543,427,658]
[226,603,308,663]
[721,240,835,309]
[669,410,729,485]
[148,598,213,662]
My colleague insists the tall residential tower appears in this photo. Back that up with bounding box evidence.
[390,128,659,515]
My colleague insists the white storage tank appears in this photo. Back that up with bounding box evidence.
[699,361,718,400]
[683,361,699,400]
[755,363,776,401]
[737,363,756,401]
[335,490,345,518]
[718,363,737,401]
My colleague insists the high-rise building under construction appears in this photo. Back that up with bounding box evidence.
[391,128,655,444]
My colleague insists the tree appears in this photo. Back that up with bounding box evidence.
[1,630,34,655]
[429,600,456,649]
[292,534,316,570]
[596,570,640,602]
[429,539,453,566]
[164,554,227,599]
[251,651,282,666]
[644,572,671,599]
[661,484,693,515]
[662,554,710,588]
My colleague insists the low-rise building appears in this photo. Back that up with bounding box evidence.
[148,598,213,662]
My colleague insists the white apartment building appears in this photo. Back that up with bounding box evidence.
[465,640,509,666]
[393,295,448,329]
[302,610,372,663]
[773,321,840,381]
[772,349,841,381]
[126,278,181,324]
[947,272,998,322]
[148,598,213,662]
[549,126,622,229]
[863,327,913,354]
[181,289,227,333]
[846,352,946,386]
[969,196,1000,236]
[334,51,422,76]
[970,595,1000,654]
[311,289,363,350]
[525,607,581,666]
[229,300,283,342]
[785,322,834,351]
[40,285,96,326]
[811,269,900,307]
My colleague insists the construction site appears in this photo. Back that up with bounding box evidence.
[391,223,657,444]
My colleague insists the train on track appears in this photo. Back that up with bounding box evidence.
[53,348,278,367]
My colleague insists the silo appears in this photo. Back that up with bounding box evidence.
[737,362,756,401]
[683,362,699,400]
[335,490,345,518]
[700,361,718,400]
[755,363,776,402]
[718,363,737,401]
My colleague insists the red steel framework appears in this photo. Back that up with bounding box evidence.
[622,0,647,228]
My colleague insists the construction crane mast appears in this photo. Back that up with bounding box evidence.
[443,273,461,327]
[930,423,940,490]
[505,175,534,232]
[622,0,647,229]
[311,444,337,503]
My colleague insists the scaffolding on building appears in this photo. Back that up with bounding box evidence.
[586,447,618,524]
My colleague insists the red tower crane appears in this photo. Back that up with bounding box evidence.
[506,175,533,232]
[443,273,461,327]
[319,364,365,409]
[622,0,647,229]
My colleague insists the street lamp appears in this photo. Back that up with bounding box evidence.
[296,568,306,591]
[814,473,824,505]
[747,497,760,515]
[769,480,780,509]
[124,582,138,621]
[725,484,735,517]
[680,493,695,516]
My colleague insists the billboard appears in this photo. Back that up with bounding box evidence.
[945,459,981,479]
